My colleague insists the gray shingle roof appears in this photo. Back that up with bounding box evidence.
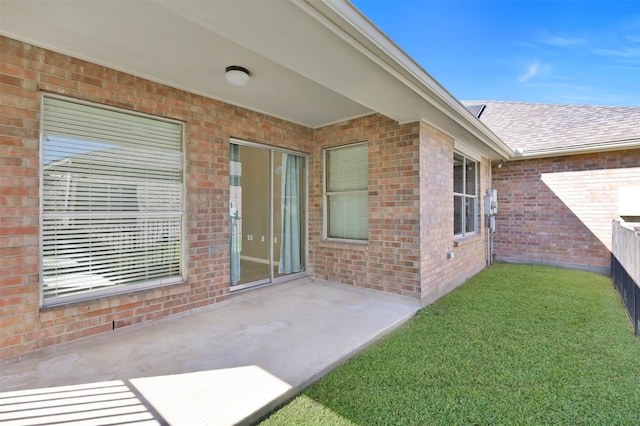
[462,101,640,155]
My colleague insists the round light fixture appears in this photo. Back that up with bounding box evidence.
[225,66,251,86]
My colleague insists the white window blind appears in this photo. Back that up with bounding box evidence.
[41,95,184,305]
[325,143,368,240]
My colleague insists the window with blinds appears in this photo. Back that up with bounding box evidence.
[324,142,368,241]
[41,95,184,305]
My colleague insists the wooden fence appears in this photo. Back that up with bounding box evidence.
[611,220,640,335]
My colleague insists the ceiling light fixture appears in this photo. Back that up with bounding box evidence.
[225,66,251,86]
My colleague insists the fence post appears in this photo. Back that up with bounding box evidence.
[611,220,640,336]
[635,227,640,335]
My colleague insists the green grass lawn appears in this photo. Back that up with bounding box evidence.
[260,264,640,425]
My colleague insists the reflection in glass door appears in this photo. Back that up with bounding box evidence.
[230,142,305,289]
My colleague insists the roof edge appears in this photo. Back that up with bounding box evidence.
[297,0,513,160]
[511,138,640,160]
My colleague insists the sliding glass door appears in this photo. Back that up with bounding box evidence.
[230,141,306,289]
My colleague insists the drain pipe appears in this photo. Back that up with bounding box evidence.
[487,221,491,265]
[486,161,498,266]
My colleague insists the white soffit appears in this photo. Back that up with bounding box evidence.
[0,0,512,159]
[154,0,431,123]
[0,0,371,128]
[454,140,482,162]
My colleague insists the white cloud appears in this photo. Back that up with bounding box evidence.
[540,33,585,47]
[518,60,540,82]
[589,15,640,63]
[592,46,640,58]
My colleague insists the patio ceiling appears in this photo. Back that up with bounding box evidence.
[0,0,512,159]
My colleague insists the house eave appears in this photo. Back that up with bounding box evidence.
[510,139,640,160]
[298,0,514,160]
[1,0,512,159]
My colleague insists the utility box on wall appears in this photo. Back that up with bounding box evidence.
[485,188,498,215]
[488,215,496,233]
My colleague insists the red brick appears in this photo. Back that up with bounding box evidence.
[0,315,23,329]
[0,296,24,308]
[0,333,23,348]
[0,34,489,362]
[0,62,37,80]
[492,149,640,272]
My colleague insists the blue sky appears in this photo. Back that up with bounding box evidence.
[352,0,640,106]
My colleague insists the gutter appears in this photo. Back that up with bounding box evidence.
[511,138,640,160]
[297,0,514,160]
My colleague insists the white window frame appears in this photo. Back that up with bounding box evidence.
[453,151,479,237]
[323,142,369,243]
[40,94,186,307]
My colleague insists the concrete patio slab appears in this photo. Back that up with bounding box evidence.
[0,278,420,425]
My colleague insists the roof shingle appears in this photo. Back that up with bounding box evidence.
[463,101,640,155]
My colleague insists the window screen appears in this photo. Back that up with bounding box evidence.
[453,152,478,236]
[41,95,184,305]
[325,143,368,241]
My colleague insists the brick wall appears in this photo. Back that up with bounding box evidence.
[1,35,493,360]
[419,122,490,303]
[310,118,491,301]
[492,149,640,273]
[311,115,423,298]
[0,36,312,359]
